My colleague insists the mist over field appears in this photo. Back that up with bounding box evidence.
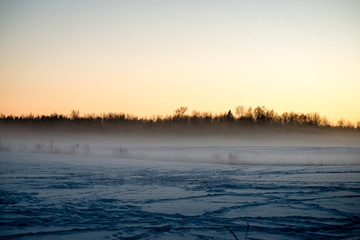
[1,122,360,239]
[1,119,359,166]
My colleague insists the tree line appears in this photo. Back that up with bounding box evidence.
[0,106,359,130]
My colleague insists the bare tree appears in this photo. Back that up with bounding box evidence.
[71,110,80,120]
[235,106,245,119]
[174,107,188,118]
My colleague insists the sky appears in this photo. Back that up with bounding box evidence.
[1,0,359,124]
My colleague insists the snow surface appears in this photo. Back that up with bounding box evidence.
[1,148,360,239]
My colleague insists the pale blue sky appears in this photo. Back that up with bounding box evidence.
[1,0,360,123]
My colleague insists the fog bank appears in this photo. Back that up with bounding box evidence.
[1,123,359,166]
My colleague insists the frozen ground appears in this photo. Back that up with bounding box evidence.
[1,147,360,240]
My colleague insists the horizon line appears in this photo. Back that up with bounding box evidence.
[1,106,359,128]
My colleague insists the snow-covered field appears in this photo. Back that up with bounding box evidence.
[1,145,360,239]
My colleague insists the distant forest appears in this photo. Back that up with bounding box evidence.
[1,106,359,132]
